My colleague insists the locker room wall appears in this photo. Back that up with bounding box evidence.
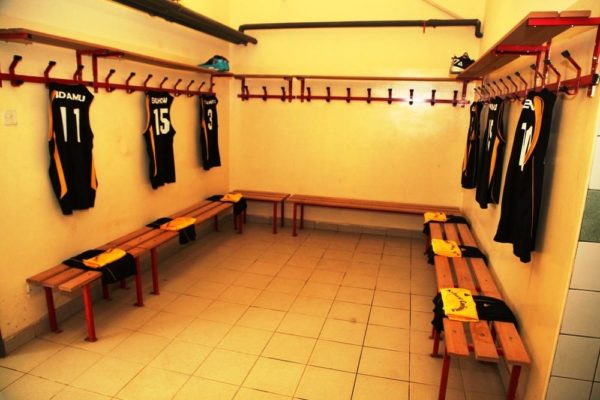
[0,0,232,339]
[227,0,485,231]
[462,1,600,399]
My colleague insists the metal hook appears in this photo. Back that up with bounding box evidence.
[43,61,56,87]
[515,72,528,101]
[561,50,582,96]
[125,72,136,93]
[281,86,286,101]
[346,88,351,103]
[173,78,182,97]
[73,64,84,82]
[326,87,331,102]
[506,75,519,100]
[499,78,511,99]
[387,88,392,104]
[104,69,116,92]
[530,64,545,90]
[544,59,562,95]
[262,86,267,101]
[452,90,458,107]
[430,89,436,106]
[143,74,153,91]
[186,80,195,97]
[306,87,312,102]
[492,81,503,97]
[159,77,168,89]
[366,88,372,104]
[8,55,24,87]
[409,89,414,105]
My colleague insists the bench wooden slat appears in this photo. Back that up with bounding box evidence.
[443,319,470,358]
[494,321,531,365]
[452,258,477,293]
[137,231,179,249]
[192,202,232,221]
[469,321,499,362]
[103,227,154,248]
[58,271,102,293]
[429,223,444,240]
[456,223,478,247]
[170,200,212,218]
[435,256,455,289]
[27,264,70,285]
[127,247,147,258]
[44,268,87,288]
[235,189,290,202]
[470,259,502,299]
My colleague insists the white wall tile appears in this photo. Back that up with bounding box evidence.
[552,334,600,380]
[589,136,600,190]
[592,382,600,400]
[571,242,600,291]
[546,377,592,400]
[562,290,600,337]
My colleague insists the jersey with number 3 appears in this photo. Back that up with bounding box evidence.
[144,91,176,189]
[48,83,98,215]
[199,94,221,171]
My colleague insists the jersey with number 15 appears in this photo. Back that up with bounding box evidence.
[143,91,176,189]
[48,82,98,215]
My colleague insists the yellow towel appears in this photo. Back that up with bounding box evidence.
[160,217,196,231]
[440,288,479,322]
[424,211,447,224]
[221,193,243,203]
[431,238,462,258]
[83,248,127,268]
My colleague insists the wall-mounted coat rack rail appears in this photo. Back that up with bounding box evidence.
[457,11,600,97]
[0,28,228,96]
[233,74,471,106]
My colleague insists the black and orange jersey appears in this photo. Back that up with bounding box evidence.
[143,91,176,189]
[199,94,221,171]
[461,101,483,189]
[48,82,97,215]
[495,89,557,263]
[475,97,507,208]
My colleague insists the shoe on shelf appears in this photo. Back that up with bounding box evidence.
[450,52,474,74]
[198,55,230,72]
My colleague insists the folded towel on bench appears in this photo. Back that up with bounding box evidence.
[207,194,247,216]
[426,240,487,265]
[64,249,136,285]
[422,213,469,235]
[440,288,479,323]
[146,217,197,244]
[82,248,127,268]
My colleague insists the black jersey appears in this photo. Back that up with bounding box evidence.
[199,94,221,171]
[143,91,176,189]
[494,89,557,263]
[48,83,98,215]
[475,97,506,208]
[461,101,483,189]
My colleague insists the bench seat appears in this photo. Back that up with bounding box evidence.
[288,194,460,236]
[234,189,290,234]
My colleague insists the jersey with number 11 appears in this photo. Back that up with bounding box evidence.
[143,91,176,189]
[48,82,98,215]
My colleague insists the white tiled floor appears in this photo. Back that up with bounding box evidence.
[0,223,507,399]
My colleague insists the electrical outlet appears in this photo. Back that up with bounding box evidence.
[4,109,17,126]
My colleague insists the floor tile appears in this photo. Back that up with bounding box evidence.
[234,387,290,399]
[138,311,194,339]
[185,281,230,300]
[320,319,367,345]
[195,348,257,385]
[364,325,409,352]
[243,357,304,396]
[117,366,189,400]
[0,374,65,400]
[266,277,306,295]
[0,366,23,390]
[262,333,316,364]
[219,285,263,305]
[322,249,354,261]
[258,251,292,265]
[409,382,466,400]
[335,286,374,305]
[277,313,326,338]
[149,339,212,374]
[0,338,64,372]
[200,300,249,324]
[411,294,434,312]
[218,326,273,355]
[71,356,143,396]
[70,324,133,355]
[253,291,296,311]
[411,310,434,332]
[410,354,463,389]
[353,375,409,400]
[309,270,345,285]
[52,386,112,400]
[358,347,409,380]
[328,301,371,323]
[289,296,332,317]
[295,366,354,400]
[29,346,101,384]
[277,265,313,280]
[234,272,274,290]
[460,359,505,395]
[237,307,286,331]
[341,273,377,289]
[373,291,410,309]
[161,294,213,317]
[108,331,170,364]
[177,319,233,346]
[247,261,283,276]
[174,376,238,399]
[299,282,339,300]
[308,339,361,372]
[287,254,320,268]
[370,306,410,329]
[107,305,159,330]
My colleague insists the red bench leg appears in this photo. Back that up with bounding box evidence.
[431,329,442,358]
[134,257,144,307]
[272,202,277,234]
[82,284,97,342]
[238,214,243,234]
[506,365,522,400]
[292,203,298,236]
[300,204,304,229]
[281,200,285,227]
[438,349,451,400]
[214,215,219,231]
[243,209,247,224]
[43,287,61,333]
[151,248,160,295]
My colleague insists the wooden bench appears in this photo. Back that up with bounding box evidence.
[26,199,234,342]
[233,190,290,234]
[428,222,530,400]
[287,194,460,236]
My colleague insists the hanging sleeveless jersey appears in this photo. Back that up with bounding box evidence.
[475,97,506,209]
[461,101,483,189]
[199,94,221,170]
[48,83,98,215]
[143,91,176,189]
[494,89,557,263]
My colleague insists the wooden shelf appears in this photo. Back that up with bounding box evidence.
[0,28,218,75]
[458,10,592,79]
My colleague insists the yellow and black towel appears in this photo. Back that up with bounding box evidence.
[83,248,127,268]
[64,249,136,284]
[160,217,196,231]
[426,239,487,265]
[146,217,196,244]
[422,212,469,235]
[440,288,479,323]
[207,193,247,216]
